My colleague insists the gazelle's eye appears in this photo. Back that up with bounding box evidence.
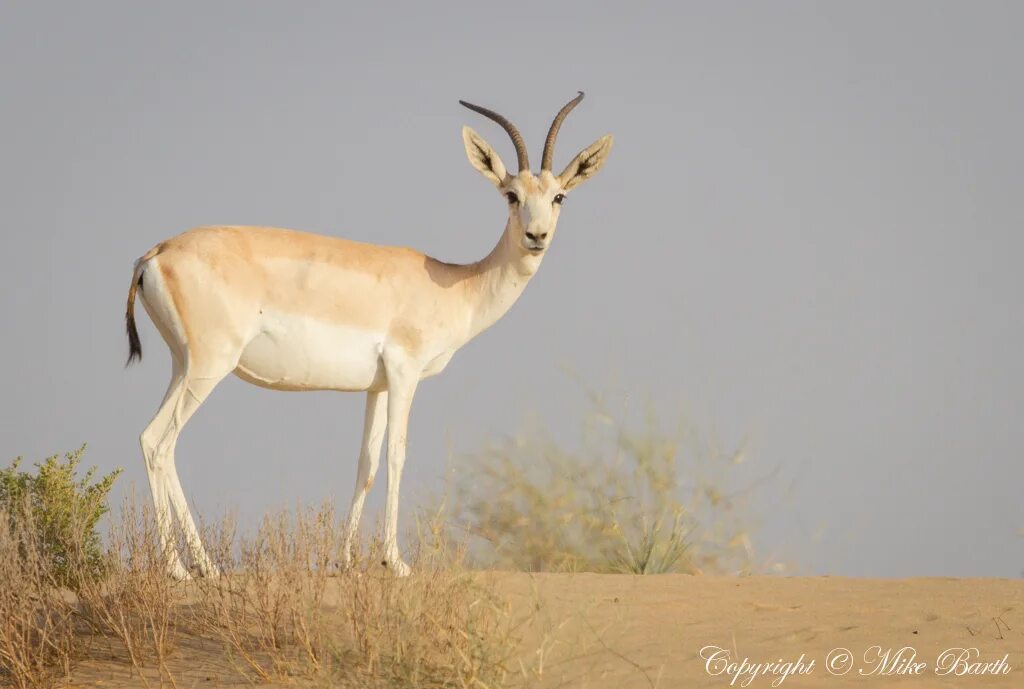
[553,193,565,205]
[505,191,519,205]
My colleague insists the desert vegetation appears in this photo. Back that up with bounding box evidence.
[0,449,552,688]
[1,400,774,688]
[438,388,778,575]
[1,490,535,688]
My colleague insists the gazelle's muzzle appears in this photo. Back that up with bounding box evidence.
[523,229,549,252]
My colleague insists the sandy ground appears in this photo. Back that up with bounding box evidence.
[500,574,1021,688]
[70,574,1021,688]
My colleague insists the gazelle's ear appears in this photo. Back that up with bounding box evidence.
[558,135,613,191]
[462,126,508,188]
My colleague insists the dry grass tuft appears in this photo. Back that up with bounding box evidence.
[0,504,79,689]
[188,506,335,682]
[190,503,525,688]
[76,496,185,686]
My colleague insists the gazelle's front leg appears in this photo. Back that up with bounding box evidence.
[341,390,388,568]
[381,353,420,577]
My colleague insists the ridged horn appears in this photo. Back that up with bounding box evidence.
[541,91,584,171]
[458,99,530,173]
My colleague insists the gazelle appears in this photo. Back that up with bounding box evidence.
[125,93,612,578]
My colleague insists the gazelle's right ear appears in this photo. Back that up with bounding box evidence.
[462,126,508,188]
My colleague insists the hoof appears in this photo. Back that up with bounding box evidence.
[382,558,411,577]
[168,564,192,582]
[194,564,221,579]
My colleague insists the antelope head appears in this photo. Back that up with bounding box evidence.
[460,92,613,257]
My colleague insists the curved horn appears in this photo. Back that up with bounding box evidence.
[541,91,585,172]
[459,99,530,173]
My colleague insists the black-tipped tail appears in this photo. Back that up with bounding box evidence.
[125,271,143,366]
[126,312,142,365]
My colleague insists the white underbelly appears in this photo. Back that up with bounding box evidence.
[234,311,386,392]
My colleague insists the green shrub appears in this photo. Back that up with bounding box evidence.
[0,445,121,589]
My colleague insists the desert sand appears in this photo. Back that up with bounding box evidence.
[71,573,1021,688]
[500,573,1022,688]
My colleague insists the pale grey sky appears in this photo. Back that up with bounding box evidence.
[1,2,1021,577]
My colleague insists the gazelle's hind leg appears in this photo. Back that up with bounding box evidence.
[140,358,190,580]
[160,370,230,576]
[342,390,388,568]
[140,358,231,578]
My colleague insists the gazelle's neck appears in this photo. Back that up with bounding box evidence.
[464,222,543,341]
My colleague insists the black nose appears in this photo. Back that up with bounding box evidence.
[525,232,548,242]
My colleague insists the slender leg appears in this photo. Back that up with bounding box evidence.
[161,372,229,576]
[382,357,419,577]
[341,390,388,567]
[141,364,229,578]
[139,360,191,580]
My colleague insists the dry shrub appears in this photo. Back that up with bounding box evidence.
[188,506,333,681]
[337,534,518,687]
[441,388,777,575]
[76,496,185,685]
[191,503,524,688]
[0,505,79,689]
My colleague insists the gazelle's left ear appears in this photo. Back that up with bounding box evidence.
[558,135,613,191]
[462,126,508,188]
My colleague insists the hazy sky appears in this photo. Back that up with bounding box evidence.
[2,2,1021,577]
